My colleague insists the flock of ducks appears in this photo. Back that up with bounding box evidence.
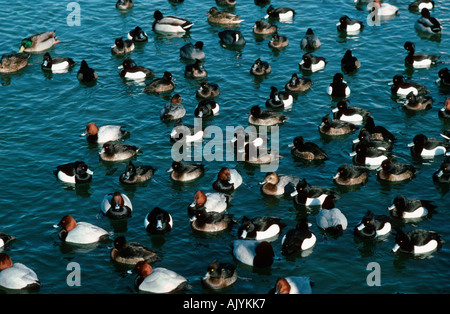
[0,0,449,295]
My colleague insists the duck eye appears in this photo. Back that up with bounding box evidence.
[210,268,214,272]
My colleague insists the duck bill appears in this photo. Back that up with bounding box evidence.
[349,151,357,157]
[86,169,94,175]
[166,167,174,173]
[407,142,415,147]
[290,190,298,197]
[352,139,360,144]
[332,173,339,179]
[356,224,365,231]
[391,244,400,253]
[387,204,396,210]
[19,46,25,53]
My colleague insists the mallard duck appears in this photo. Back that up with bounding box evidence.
[41,52,75,73]
[152,10,193,33]
[0,53,30,73]
[19,31,59,53]
[207,7,243,25]
[415,8,442,34]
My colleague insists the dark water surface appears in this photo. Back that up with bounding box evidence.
[0,0,449,294]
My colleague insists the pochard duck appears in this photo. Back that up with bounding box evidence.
[81,122,129,144]
[212,167,243,193]
[269,277,313,294]
[0,253,40,291]
[259,172,299,196]
[100,191,133,219]
[54,215,109,244]
[132,261,188,294]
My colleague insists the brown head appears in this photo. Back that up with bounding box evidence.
[57,215,78,232]
[0,253,13,271]
[193,190,207,208]
[274,277,291,294]
[217,167,231,181]
[85,123,99,136]
[133,261,153,278]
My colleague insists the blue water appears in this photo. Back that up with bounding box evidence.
[0,0,449,294]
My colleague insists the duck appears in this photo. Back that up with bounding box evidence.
[281,217,316,256]
[432,158,450,184]
[408,0,435,12]
[41,52,75,73]
[160,94,186,122]
[0,232,15,249]
[249,105,288,126]
[207,7,243,25]
[367,0,399,16]
[54,161,93,184]
[127,26,148,42]
[404,41,440,68]
[414,8,442,34]
[403,92,433,111]
[388,195,436,219]
[201,260,237,290]
[327,73,351,98]
[77,60,97,84]
[285,73,312,92]
[54,215,109,245]
[81,123,128,144]
[337,15,364,34]
[218,30,246,47]
[99,141,141,162]
[180,41,205,60]
[265,86,293,109]
[408,133,449,158]
[110,236,160,266]
[132,261,188,294]
[230,127,268,154]
[264,5,295,21]
[439,98,450,119]
[232,240,275,267]
[100,191,133,219]
[316,196,347,234]
[19,31,59,53]
[352,130,394,152]
[301,28,321,52]
[318,114,358,136]
[0,53,30,73]
[238,216,284,241]
[341,50,361,73]
[351,141,389,167]
[196,80,220,99]
[167,161,205,181]
[268,32,289,49]
[437,68,450,88]
[213,167,243,193]
[111,37,134,55]
[392,75,429,98]
[187,190,231,217]
[269,276,313,294]
[184,59,207,79]
[333,164,370,186]
[216,0,237,7]
[190,207,235,233]
[392,228,443,255]
[0,253,40,291]
[377,159,417,183]
[354,210,391,239]
[194,99,219,118]
[144,207,173,234]
[250,58,271,76]
[291,179,337,206]
[259,172,299,196]
[242,142,281,165]
[116,0,133,10]
[119,161,155,185]
[142,71,175,94]
[332,100,369,125]
[170,123,204,143]
[252,20,278,35]
[299,53,326,72]
[359,116,396,142]
[119,58,153,80]
[290,136,328,160]
[152,10,193,33]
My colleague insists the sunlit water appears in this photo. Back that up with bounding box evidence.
[0,0,449,294]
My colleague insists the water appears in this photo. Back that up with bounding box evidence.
[0,0,449,294]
